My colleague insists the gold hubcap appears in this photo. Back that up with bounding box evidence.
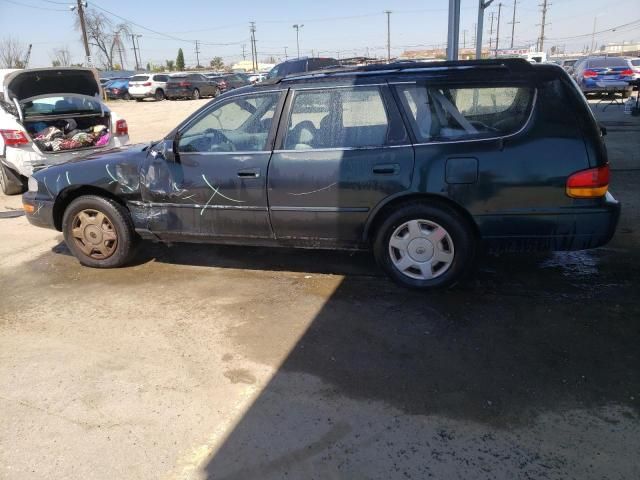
[70,209,118,259]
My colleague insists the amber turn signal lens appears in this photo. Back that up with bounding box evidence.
[566,165,609,198]
[23,204,35,214]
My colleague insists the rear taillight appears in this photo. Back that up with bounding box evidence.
[112,88,120,94]
[142,81,152,86]
[115,119,128,136]
[0,129,29,146]
[620,69,633,76]
[566,165,609,198]
[219,81,227,88]
[583,69,598,78]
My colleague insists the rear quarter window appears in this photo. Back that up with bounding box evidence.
[130,75,149,82]
[396,84,534,142]
[153,75,168,82]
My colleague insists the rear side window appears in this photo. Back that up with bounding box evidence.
[153,75,168,82]
[630,59,640,67]
[396,84,534,142]
[130,75,149,82]
[284,87,390,150]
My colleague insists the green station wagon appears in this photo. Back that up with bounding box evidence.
[22,59,620,289]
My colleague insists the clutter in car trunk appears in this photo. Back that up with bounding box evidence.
[27,117,111,153]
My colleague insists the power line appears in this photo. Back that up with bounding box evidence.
[1,0,67,11]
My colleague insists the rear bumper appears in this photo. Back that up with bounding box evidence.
[165,88,192,98]
[22,193,56,230]
[477,193,621,252]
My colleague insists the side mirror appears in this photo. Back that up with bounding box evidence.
[152,138,177,162]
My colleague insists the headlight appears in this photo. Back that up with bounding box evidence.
[27,176,38,192]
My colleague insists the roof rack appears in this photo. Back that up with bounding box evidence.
[260,58,533,85]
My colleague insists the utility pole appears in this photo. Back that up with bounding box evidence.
[590,17,597,52]
[130,34,139,70]
[75,0,91,66]
[488,11,495,53]
[463,29,467,49]
[293,24,303,59]
[195,40,201,68]
[249,23,255,71]
[385,10,392,62]
[242,44,246,61]
[475,0,494,60]
[495,2,502,57]
[284,46,288,59]
[509,0,519,48]
[135,35,143,69]
[446,0,461,60]
[538,0,549,53]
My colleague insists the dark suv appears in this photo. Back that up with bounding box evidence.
[165,73,220,100]
[267,57,339,78]
[22,59,620,289]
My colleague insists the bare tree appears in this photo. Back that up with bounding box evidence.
[0,37,28,68]
[75,10,130,70]
[51,46,72,67]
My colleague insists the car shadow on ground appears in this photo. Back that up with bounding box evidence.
[196,243,640,478]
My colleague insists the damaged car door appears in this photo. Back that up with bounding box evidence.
[141,91,284,240]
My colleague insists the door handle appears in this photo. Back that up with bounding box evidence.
[373,163,400,175]
[237,168,261,178]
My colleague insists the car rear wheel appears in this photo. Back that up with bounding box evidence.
[155,89,165,101]
[62,195,138,268]
[135,98,143,102]
[192,88,200,100]
[213,87,220,98]
[0,160,26,195]
[373,202,476,290]
[123,92,132,101]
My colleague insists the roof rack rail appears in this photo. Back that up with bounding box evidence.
[267,58,533,84]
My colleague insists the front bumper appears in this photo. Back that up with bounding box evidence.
[22,192,56,230]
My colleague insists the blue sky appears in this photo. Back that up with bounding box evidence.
[1,0,638,68]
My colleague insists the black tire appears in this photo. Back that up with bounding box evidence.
[135,98,143,102]
[123,92,132,101]
[212,87,220,98]
[622,90,630,99]
[373,202,476,290]
[155,89,165,101]
[0,160,26,195]
[192,88,200,100]
[62,195,138,268]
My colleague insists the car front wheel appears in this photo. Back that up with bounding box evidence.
[373,202,476,289]
[192,88,200,100]
[62,195,138,268]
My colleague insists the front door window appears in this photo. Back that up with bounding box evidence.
[178,93,279,153]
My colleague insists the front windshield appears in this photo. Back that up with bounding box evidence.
[267,65,281,79]
[21,95,102,117]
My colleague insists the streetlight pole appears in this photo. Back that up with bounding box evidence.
[475,0,495,59]
[293,24,303,58]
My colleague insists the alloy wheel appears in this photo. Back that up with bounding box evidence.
[388,219,455,280]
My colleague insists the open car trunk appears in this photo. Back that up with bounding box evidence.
[19,94,113,154]
[24,110,112,154]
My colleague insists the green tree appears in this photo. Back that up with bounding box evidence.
[146,62,151,71]
[166,59,175,71]
[209,56,224,71]
[176,48,185,70]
